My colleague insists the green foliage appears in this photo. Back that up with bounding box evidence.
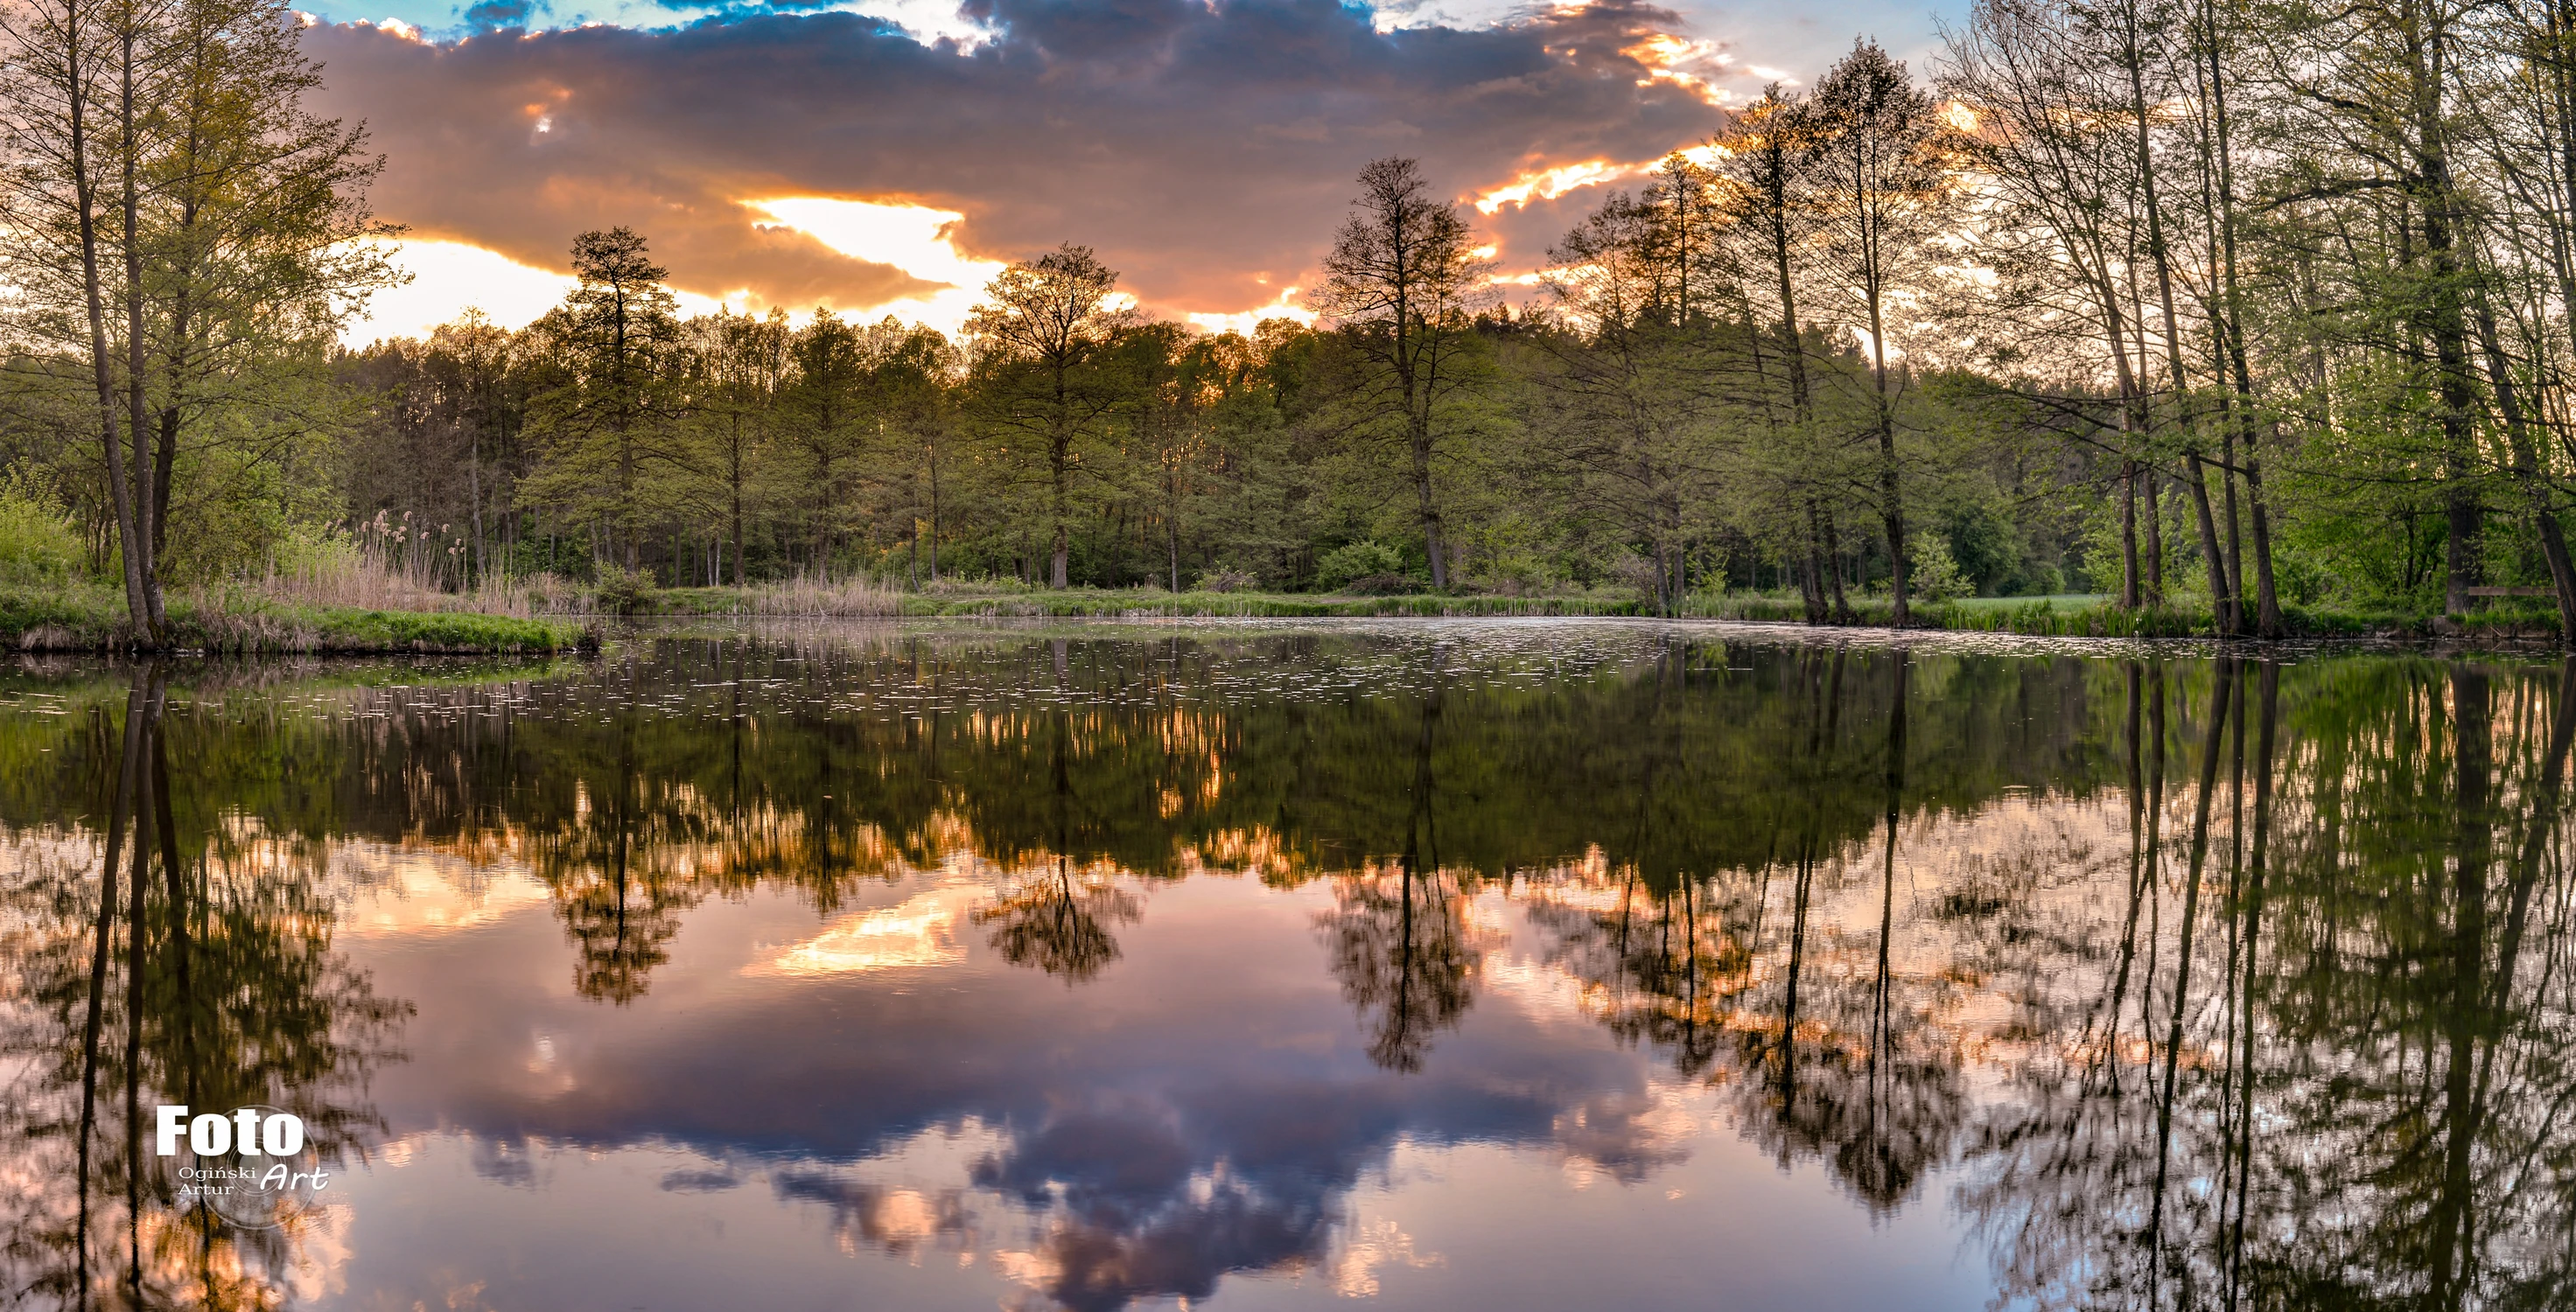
[592,563,660,615]
[1314,541,1409,591]
[1908,534,1972,602]
[0,479,80,583]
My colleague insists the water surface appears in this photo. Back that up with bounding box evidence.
[0,622,2563,1310]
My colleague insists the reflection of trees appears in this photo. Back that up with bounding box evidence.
[1316,676,1480,1072]
[971,709,1140,982]
[1531,646,1968,1211]
[0,632,2127,1008]
[0,667,408,1309]
[1950,657,2576,1312]
[976,857,1139,982]
[529,708,701,1003]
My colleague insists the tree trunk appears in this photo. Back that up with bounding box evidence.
[2186,457,2234,635]
[2143,469,2165,605]
[70,0,146,637]
[2121,460,2141,609]
[1823,508,1852,622]
[1412,416,1447,590]
[2465,276,2576,642]
[116,17,158,632]
[1802,499,1829,624]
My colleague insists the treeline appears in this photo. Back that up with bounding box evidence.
[11,2,2576,637]
[318,211,2061,612]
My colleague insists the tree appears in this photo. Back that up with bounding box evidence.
[1717,87,1854,622]
[1809,41,1956,625]
[1310,157,1489,589]
[1530,176,1740,616]
[965,243,1130,589]
[0,0,389,639]
[524,227,688,571]
[688,306,788,586]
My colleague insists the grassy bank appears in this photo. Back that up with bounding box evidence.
[0,583,580,654]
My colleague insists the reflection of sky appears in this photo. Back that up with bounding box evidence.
[319,872,1993,1309]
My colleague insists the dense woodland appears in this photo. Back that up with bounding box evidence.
[10,0,2576,639]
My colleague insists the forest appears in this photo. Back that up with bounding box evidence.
[6,0,2576,641]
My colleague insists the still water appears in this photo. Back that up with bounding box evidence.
[0,621,2564,1311]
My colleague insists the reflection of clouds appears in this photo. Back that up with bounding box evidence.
[1327,1217,1442,1297]
[1552,1081,1709,1186]
[471,1135,540,1187]
[773,1171,976,1259]
[756,883,980,976]
[352,861,1725,1309]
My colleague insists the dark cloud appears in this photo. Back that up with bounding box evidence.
[458,0,547,34]
[304,1,1728,318]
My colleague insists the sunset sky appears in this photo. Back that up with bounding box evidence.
[310,0,1960,343]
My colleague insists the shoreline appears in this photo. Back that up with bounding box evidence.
[4,581,2561,656]
[1,586,581,655]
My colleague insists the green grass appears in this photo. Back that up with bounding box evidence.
[0,581,580,654]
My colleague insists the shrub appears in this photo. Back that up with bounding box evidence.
[0,483,82,584]
[1315,541,1407,591]
[592,563,659,614]
[1908,534,1971,603]
[1194,567,1258,593]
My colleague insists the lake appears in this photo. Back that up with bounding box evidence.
[0,620,2562,1310]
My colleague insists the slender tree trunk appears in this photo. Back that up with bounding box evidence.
[1411,411,1447,590]
[1867,315,1907,624]
[2187,457,2233,632]
[68,0,148,635]
[115,12,158,632]
[2198,0,2275,635]
[1823,506,1853,621]
[2144,469,2165,604]
[1802,499,1829,624]
[2122,460,2142,609]
[2465,277,2576,640]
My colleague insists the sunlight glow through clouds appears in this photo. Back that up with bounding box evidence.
[346,238,728,345]
[750,196,1005,335]
[1185,286,1316,334]
[349,239,571,343]
[1474,160,1631,214]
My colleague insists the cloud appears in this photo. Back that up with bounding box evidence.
[304,0,1732,327]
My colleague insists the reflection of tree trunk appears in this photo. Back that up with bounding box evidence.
[2486,661,2576,1087]
[1394,673,1444,1059]
[2429,665,2490,1309]
[2150,659,2233,1301]
[126,682,158,1299]
[614,714,635,966]
[1869,649,1908,1151]
[1780,647,1847,1105]
[2228,661,2278,1305]
[77,680,147,1306]
[154,687,194,1114]
[2104,664,2157,1096]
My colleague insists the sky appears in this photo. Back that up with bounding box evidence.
[312,0,1964,344]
